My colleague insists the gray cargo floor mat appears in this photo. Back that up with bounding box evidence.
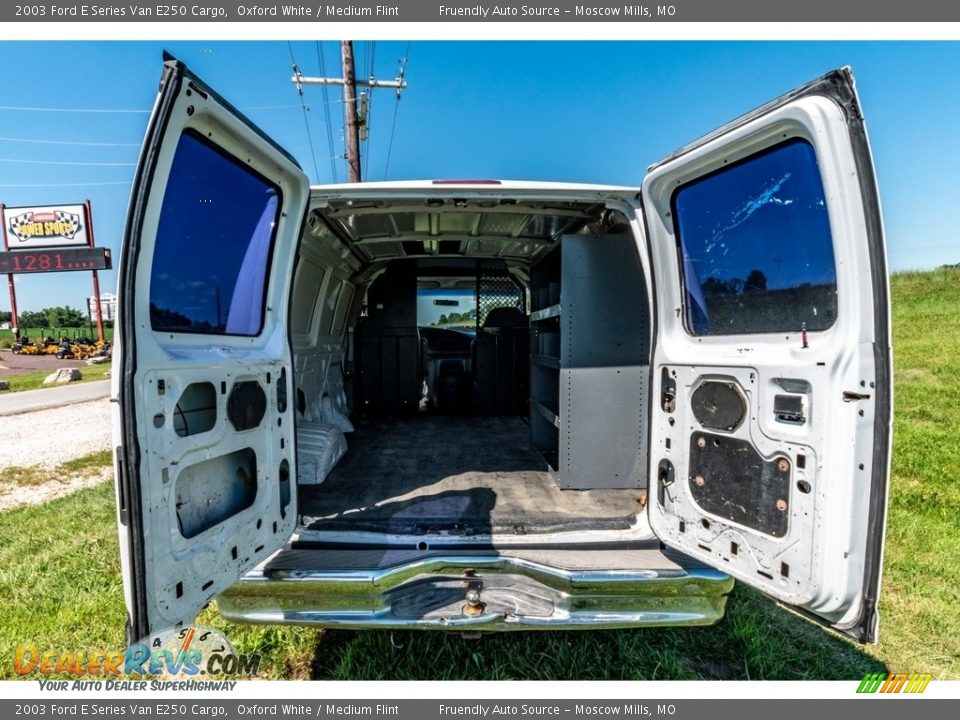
[298,415,643,534]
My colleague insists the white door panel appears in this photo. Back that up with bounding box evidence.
[114,54,308,642]
[643,68,891,642]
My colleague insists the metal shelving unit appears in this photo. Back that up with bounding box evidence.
[528,234,651,489]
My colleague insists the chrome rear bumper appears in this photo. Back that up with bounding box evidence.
[217,552,734,631]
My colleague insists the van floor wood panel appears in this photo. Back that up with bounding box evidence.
[299,416,644,534]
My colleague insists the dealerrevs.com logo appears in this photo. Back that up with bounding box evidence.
[14,626,260,679]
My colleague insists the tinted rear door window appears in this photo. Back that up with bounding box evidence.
[149,131,281,336]
[672,139,837,336]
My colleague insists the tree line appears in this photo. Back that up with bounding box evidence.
[433,308,478,326]
[0,306,95,328]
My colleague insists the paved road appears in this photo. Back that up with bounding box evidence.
[0,379,112,416]
[0,349,87,378]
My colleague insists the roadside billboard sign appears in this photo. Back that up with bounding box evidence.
[2,203,89,249]
[0,200,108,344]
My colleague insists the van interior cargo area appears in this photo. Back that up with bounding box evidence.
[290,194,652,539]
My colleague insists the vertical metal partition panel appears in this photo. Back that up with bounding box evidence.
[356,261,421,416]
[559,234,650,489]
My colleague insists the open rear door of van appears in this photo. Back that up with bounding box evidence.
[642,68,892,642]
[114,54,309,642]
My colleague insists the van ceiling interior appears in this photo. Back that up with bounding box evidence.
[307,198,610,263]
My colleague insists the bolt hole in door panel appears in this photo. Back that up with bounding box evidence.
[642,69,891,642]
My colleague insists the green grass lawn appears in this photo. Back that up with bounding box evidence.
[0,361,112,392]
[0,268,957,680]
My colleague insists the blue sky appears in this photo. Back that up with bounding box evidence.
[0,40,958,312]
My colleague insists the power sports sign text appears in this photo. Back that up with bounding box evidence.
[3,203,88,249]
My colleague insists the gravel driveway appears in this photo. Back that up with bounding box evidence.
[0,349,87,377]
[0,398,112,469]
[0,398,113,511]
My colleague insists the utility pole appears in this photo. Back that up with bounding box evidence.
[291,41,407,184]
[341,41,362,183]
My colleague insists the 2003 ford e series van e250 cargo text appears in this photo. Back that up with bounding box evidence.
[112,54,892,646]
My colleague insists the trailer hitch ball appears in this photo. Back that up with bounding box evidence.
[463,588,484,616]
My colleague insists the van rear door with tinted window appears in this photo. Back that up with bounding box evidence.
[113,54,308,642]
[642,68,892,643]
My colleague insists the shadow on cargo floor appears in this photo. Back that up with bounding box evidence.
[298,415,643,534]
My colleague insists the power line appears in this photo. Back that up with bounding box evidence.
[383,43,410,180]
[288,41,322,183]
[240,104,304,111]
[0,179,132,188]
[296,41,407,183]
[363,90,372,180]
[0,135,140,148]
[0,103,307,115]
[0,104,149,114]
[383,100,401,181]
[359,42,369,179]
[0,157,136,166]
[316,41,339,183]
[362,41,376,181]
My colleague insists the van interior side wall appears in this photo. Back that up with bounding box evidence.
[288,202,654,535]
[287,215,364,487]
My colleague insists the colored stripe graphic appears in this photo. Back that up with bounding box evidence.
[907,674,933,693]
[857,672,932,693]
[857,672,886,693]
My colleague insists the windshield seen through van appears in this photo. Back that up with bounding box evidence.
[417,288,477,335]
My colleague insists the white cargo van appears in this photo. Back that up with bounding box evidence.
[113,54,892,645]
